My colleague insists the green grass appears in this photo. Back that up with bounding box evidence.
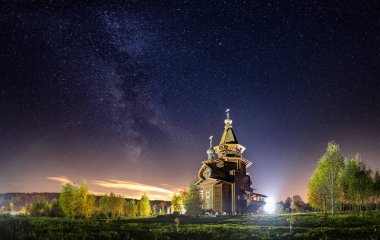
[0,212,379,240]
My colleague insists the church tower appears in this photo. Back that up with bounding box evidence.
[197,109,266,214]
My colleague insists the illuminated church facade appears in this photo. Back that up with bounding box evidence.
[197,110,267,214]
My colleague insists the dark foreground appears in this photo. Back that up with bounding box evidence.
[1,212,380,240]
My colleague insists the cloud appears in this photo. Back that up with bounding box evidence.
[93,179,173,194]
[47,177,174,200]
[47,176,72,185]
[92,179,174,200]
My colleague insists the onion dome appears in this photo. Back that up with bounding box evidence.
[207,148,215,155]
[207,136,214,159]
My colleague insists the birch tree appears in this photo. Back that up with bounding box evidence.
[324,142,345,216]
[308,142,344,216]
[138,193,151,217]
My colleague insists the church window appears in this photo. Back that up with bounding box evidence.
[206,192,210,198]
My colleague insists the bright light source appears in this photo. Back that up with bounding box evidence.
[264,197,276,214]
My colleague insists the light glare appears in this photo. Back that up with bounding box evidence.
[264,197,276,214]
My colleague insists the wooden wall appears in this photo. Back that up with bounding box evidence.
[222,183,232,213]
[202,184,214,210]
[214,183,223,213]
[234,172,251,213]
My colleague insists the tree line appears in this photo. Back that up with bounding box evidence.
[275,195,312,213]
[21,179,203,218]
[25,183,165,218]
[308,142,380,217]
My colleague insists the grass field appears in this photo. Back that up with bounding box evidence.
[1,212,379,240]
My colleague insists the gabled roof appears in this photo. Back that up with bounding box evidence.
[197,160,235,183]
[219,126,238,145]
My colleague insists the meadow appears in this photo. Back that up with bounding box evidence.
[0,211,379,240]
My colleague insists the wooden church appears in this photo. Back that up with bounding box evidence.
[197,109,267,214]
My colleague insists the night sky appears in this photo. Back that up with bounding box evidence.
[1,1,379,201]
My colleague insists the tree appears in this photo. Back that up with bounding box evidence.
[125,200,137,217]
[152,206,157,216]
[59,183,77,217]
[183,179,202,217]
[354,158,372,211]
[99,192,125,218]
[275,201,285,214]
[180,189,189,204]
[29,200,50,217]
[308,159,329,213]
[339,156,373,211]
[138,194,151,217]
[304,203,312,212]
[374,170,380,210]
[324,142,345,216]
[76,182,95,218]
[49,199,64,217]
[339,157,363,210]
[171,193,183,213]
[158,207,165,215]
[308,142,344,217]
[292,195,306,212]
[5,202,14,214]
[284,197,292,212]
[59,182,95,218]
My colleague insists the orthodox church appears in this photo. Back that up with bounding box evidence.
[197,109,267,214]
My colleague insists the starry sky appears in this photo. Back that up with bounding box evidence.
[0,1,379,201]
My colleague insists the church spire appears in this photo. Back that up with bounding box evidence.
[206,136,215,160]
[219,109,238,145]
[224,108,232,126]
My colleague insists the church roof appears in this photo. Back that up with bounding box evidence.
[204,163,228,180]
[219,126,239,145]
[198,160,235,183]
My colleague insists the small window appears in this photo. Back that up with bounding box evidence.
[206,192,210,198]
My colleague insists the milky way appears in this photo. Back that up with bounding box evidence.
[0,1,379,200]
